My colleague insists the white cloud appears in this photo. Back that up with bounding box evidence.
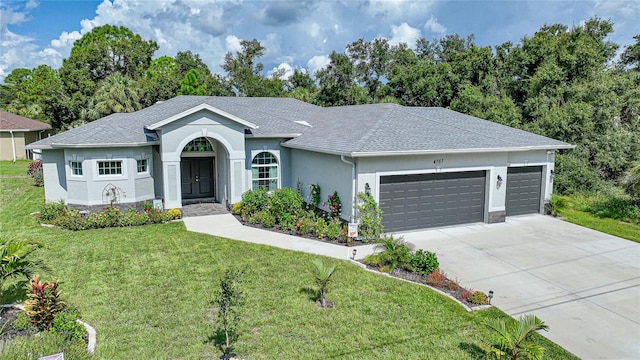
[268,62,295,80]
[50,31,82,48]
[307,55,330,75]
[389,22,422,48]
[225,35,242,53]
[424,15,446,35]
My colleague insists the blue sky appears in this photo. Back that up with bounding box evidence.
[1,0,638,82]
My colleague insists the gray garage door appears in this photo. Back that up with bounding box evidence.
[506,166,542,216]
[379,171,486,232]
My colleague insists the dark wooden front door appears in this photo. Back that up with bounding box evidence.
[181,158,215,199]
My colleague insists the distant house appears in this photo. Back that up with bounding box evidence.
[27,96,573,231]
[0,111,52,161]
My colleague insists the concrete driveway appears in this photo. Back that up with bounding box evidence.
[396,214,640,360]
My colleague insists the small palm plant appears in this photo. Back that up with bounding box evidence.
[484,314,549,360]
[0,238,50,304]
[310,259,336,308]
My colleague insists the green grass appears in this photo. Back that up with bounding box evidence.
[0,161,578,359]
[554,196,640,243]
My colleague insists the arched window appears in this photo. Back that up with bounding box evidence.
[251,152,278,191]
[183,137,213,152]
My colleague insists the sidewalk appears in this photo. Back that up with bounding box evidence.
[183,214,376,260]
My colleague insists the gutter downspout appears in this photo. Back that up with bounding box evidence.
[10,130,16,163]
[340,155,356,222]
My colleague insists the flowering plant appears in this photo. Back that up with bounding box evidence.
[327,191,342,218]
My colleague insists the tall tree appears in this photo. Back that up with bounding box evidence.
[178,69,208,96]
[94,73,142,115]
[222,39,282,97]
[315,51,367,106]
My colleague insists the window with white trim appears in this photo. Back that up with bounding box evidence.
[137,159,148,173]
[251,152,278,191]
[183,137,213,152]
[70,161,83,176]
[97,161,122,175]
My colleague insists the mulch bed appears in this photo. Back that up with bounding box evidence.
[0,307,36,344]
[234,214,371,247]
[360,264,490,310]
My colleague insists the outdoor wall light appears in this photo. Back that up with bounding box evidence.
[352,249,357,260]
[488,290,494,304]
[496,175,503,189]
[550,170,555,182]
[365,183,371,196]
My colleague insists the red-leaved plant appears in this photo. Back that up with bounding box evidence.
[24,275,66,331]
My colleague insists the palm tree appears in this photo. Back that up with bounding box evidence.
[0,239,50,304]
[310,259,336,308]
[95,72,142,115]
[485,314,549,360]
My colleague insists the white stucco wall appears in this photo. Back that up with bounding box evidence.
[290,149,354,221]
[158,109,247,208]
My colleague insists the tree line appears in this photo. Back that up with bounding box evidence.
[1,19,639,195]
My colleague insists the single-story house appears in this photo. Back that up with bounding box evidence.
[26,96,573,231]
[1,110,52,161]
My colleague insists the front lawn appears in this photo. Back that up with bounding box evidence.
[0,161,577,359]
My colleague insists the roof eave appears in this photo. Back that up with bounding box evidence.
[350,144,576,157]
[146,103,258,130]
[283,143,575,157]
[0,128,51,132]
[25,141,159,150]
[245,133,302,139]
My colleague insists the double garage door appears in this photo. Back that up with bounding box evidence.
[380,171,486,232]
[379,166,543,232]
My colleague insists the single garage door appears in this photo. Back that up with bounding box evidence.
[379,171,486,232]
[506,166,542,216]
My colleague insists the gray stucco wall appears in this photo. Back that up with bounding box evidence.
[42,149,67,202]
[63,146,156,206]
[290,149,354,221]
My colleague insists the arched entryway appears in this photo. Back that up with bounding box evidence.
[180,137,225,203]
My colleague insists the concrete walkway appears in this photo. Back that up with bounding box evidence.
[183,214,376,260]
[184,213,640,360]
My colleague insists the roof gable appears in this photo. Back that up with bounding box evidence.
[146,103,258,130]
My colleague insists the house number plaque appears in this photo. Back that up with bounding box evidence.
[433,159,444,165]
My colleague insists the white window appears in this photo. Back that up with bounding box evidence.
[251,152,278,191]
[98,161,122,175]
[70,161,83,176]
[137,159,148,173]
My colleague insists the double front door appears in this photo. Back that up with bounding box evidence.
[181,158,214,199]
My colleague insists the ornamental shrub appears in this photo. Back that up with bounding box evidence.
[123,209,149,226]
[53,210,88,230]
[309,184,321,209]
[426,269,447,287]
[256,210,276,228]
[373,236,414,272]
[411,249,439,275]
[313,217,328,239]
[467,290,489,305]
[278,212,297,232]
[241,187,270,216]
[24,275,66,331]
[27,160,44,186]
[168,208,182,220]
[326,191,342,218]
[50,305,86,343]
[354,192,384,242]
[38,201,67,223]
[87,206,122,228]
[231,202,243,215]
[296,211,315,236]
[326,218,343,240]
[271,188,304,224]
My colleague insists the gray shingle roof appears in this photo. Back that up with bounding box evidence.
[27,96,572,154]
